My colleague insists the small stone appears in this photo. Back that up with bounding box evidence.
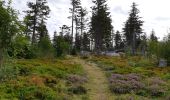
[159,59,167,67]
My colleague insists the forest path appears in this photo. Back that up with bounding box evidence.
[73,57,113,100]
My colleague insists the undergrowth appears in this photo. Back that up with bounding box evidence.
[0,57,87,100]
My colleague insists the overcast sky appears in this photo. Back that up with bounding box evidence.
[12,0,170,40]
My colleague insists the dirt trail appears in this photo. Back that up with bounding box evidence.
[73,57,112,100]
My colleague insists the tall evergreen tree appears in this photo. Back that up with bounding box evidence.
[114,31,122,50]
[79,7,88,51]
[123,2,143,55]
[90,0,113,53]
[38,19,49,41]
[140,33,147,56]
[24,0,50,44]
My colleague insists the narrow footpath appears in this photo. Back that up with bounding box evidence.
[73,57,113,100]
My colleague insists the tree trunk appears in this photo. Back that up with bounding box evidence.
[132,31,136,55]
[71,5,75,49]
[0,48,3,67]
[32,0,38,45]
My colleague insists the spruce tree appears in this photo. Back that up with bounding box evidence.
[90,0,113,53]
[114,31,122,50]
[123,2,143,55]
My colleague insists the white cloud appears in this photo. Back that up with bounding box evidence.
[12,0,170,39]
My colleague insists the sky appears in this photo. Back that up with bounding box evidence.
[12,0,170,40]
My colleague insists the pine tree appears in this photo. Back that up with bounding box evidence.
[123,2,143,55]
[90,0,113,53]
[24,0,50,44]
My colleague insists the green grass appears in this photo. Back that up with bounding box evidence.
[0,57,87,100]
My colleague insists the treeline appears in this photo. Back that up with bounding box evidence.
[1,0,170,65]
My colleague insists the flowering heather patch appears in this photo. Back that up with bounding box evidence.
[147,84,166,97]
[67,74,87,85]
[147,77,166,86]
[109,73,145,94]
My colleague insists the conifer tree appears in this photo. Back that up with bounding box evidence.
[24,0,50,44]
[90,0,113,53]
[150,29,158,42]
[114,31,122,50]
[123,2,143,55]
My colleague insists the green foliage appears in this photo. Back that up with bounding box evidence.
[0,0,20,65]
[0,1,19,49]
[123,2,144,55]
[90,0,113,51]
[0,62,19,82]
[24,0,50,44]
[158,41,170,65]
[8,34,35,59]
[53,35,70,57]
[38,37,54,58]
[148,40,159,57]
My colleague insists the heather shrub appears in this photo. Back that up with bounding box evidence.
[43,75,58,88]
[68,85,87,94]
[147,77,166,86]
[67,74,87,85]
[146,77,167,97]
[147,84,165,97]
[109,74,145,94]
[67,74,87,95]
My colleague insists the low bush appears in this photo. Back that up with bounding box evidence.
[147,84,165,97]
[0,64,19,82]
[68,85,87,94]
[146,77,167,97]
[109,74,145,94]
[67,74,87,85]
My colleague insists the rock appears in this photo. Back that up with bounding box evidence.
[80,51,91,57]
[159,59,167,67]
[105,51,120,57]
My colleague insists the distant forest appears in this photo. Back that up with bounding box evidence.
[0,0,170,65]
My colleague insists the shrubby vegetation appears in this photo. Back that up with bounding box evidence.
[88,55,170,99]
[0,58,87,99]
